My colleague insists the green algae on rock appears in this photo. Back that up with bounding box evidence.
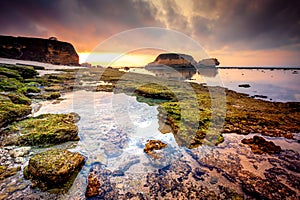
[35,92,61,100]
[24,148,85,193]
[1,113,80,146]
[0,64,38,79]
[3,93,31,105]
[0,100,31,128]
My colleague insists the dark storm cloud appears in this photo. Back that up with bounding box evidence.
[0,0,162,50]
[0,0,299,53]
[191,0,300,50]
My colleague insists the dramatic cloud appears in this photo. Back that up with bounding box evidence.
[0,0,162,51]
[0,0,299,66]
[190,0,300,51]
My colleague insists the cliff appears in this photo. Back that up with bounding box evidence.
[0,35,79,66]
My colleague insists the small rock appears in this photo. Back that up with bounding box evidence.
[14,157,25,164]
[210,176,218,184]
[242,136,281,154]
[238,84,251,88]
[144,140,167,159]
[112,170,125,176]
[10,147,31,158]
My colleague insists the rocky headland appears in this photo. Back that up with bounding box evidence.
[0,35,79,66]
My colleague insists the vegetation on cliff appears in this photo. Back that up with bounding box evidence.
[0,35,79,65]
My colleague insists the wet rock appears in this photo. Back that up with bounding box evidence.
[253,94,268,99]
[44,85,62,92]
[135,83,175,100]
[240,170,297,200]
[241,136,281,154]
[35,92,61,100]
[85,163,118,198]
[278,150,300,173]
[9,147,31,158]
[14,157,25,164]
[143,160,234,199]
[238,84,251,88]
[265,167,300,190]
[103,143,123,158]
[118,158,140,172]
[192,167,205,181]
[0,165,21,180]
[0,99,31,128]
[210,176,218,185]
[144,140,167,159]
[24,148,85,192]
[3,93,31,105]
[112,170,125,177]
[2,113,80,146]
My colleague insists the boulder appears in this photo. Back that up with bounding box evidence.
[24,149,85,191]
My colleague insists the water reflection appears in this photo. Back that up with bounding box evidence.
[145,65,219,80]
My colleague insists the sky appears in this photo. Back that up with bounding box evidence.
[0,0,299,67]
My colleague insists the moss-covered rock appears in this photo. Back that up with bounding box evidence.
[0,100,31,128]
[36,92,61,100]
[24,148,85,192]
[0,77,25,92]
[0,76,40,96]
[135,83,175,100]
[1,64,38,79]
[1,113,80,146]
[3,93,31,105]
[0,66,22,80]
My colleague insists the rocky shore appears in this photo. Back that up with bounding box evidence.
[0,62,299,199]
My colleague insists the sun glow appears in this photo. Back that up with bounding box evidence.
[78,50,163,67]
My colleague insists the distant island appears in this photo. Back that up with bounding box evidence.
[146,53,220,69]
[0,35,79,66]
